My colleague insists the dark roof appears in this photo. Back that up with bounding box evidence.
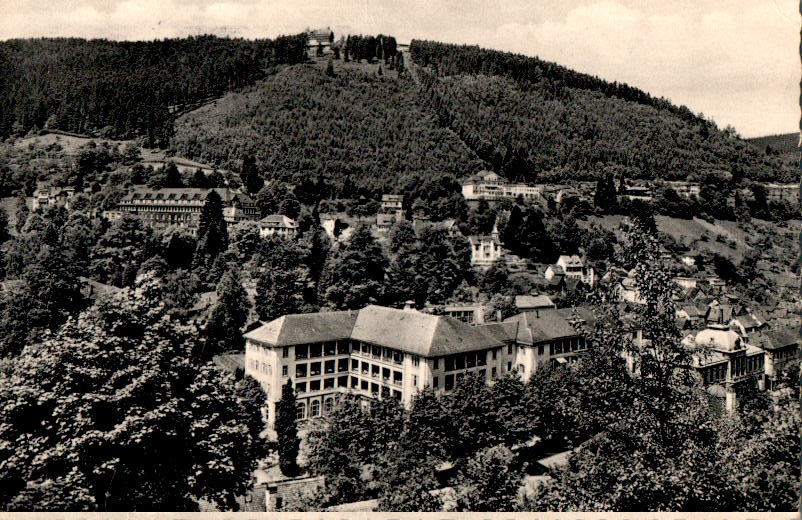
[476,322,519,344]
[244,310,358,346]
[351,305,503,357]
[515,295,556,310]
[505,308,580,345]
[122,187,255,206]
[752,327,800,350]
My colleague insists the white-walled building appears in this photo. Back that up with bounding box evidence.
[243,304,588,432]
[258,214,298,239]
[462,170,541,202]
[545,255,596,287]
[468,230,503,269]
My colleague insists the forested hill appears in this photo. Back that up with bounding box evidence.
[409,40,797,183]
[747,133,799,163]
[0,35,308,147]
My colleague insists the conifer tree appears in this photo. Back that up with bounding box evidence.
[194,189,228,268]
[203,266,249,359]
[276,379,300,476]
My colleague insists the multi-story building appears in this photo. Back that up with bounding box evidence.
[667,181,701,199]
[108,187,258,234]
[32,186,75,211]
[686,323,766,412]
[258,214,298,239]
[764,183,799,204]
[462,170,541,202]
[545,255,596,287]
[243,304,587,431]
[381,194,404,218]
[751,327,801,389]
[468,234,503,269]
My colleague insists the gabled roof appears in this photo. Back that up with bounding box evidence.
[751,327,800,350]
[557,255,584,268]
[351,305,503,357]
[504,308,580,345]
[259,214,297,228]
[244,310,358,346]
[476,322,519,344]
[515,295,556,310]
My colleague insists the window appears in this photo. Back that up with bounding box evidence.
[325,360,335,374]
[466,352,476,369]
[324,342,336,357]
[477,353,486,366]
[433,358,439,369]
[296,382,306,393]
[492,367,497,379]
[296,345,308,360]
[393,390,402,400]
[337,341,349,355]
[413,375,418,387]
[371,383,379,396]
[296,402,306,420]
[351,377,359,389]
[351,359,359,371]
[445,374,454,391]
[324,378,335,389]
[310,344,322,358]
[381,386,390,398]
[361,343,370,354]
[311,400,320,417]
[507,362,512,372]
[282,347,289,358]
[456,355,465,370]
[372,364,380,378]
[338,375,348,388]
[433,376,439,388]
[393,371,402,385]
[393,351,404,364]
[310,380,320,391]
[538,345,544,356]
[445,356,455,372]
[282,365,288,377]
[517,364,524,373]
[382,367,391,382]
[362,361,369,375]
[338,358,349,373]
[412,355,420,367]
[507,345,513,355]
[295,364,307,378]
[372,345,381,358]
[310,362,321,376]
[324,397,334,414]
[492,349,497,360]
[361,380,369,391]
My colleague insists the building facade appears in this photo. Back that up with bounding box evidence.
[468,234,503,269]
[545,255,596,287]
[109,187,258,234]
[381,194,404,218]
[462,170,541,201]
[243,304,587,432]
[258,214,298,239]
[32,186,75,211]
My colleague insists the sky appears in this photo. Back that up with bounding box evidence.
[1,0,798,138]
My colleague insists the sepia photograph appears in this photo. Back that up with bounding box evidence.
[0,0,799,513]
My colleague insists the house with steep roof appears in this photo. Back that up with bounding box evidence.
[32,185,76,211]
[243,305,528,431]
[545,255,596,287]
[258,214,298,239]
[750,327,800,388]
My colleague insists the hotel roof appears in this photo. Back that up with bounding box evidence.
[244,310,358,346]
[351,305,505,357]
[504,308,580,345]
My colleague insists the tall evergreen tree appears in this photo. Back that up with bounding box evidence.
[276,380,300,476]
[240,155,264,195]
[203,266,249,359]
[194,190,228,268]
[319,224,388,309]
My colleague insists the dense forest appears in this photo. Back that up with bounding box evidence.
[173,63,483,217]
[0,34,308,146]
[410,40,797,183]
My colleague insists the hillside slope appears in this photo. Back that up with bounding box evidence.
[173,60,483,215]
[411,40,797,183]
[747,133,799,164]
